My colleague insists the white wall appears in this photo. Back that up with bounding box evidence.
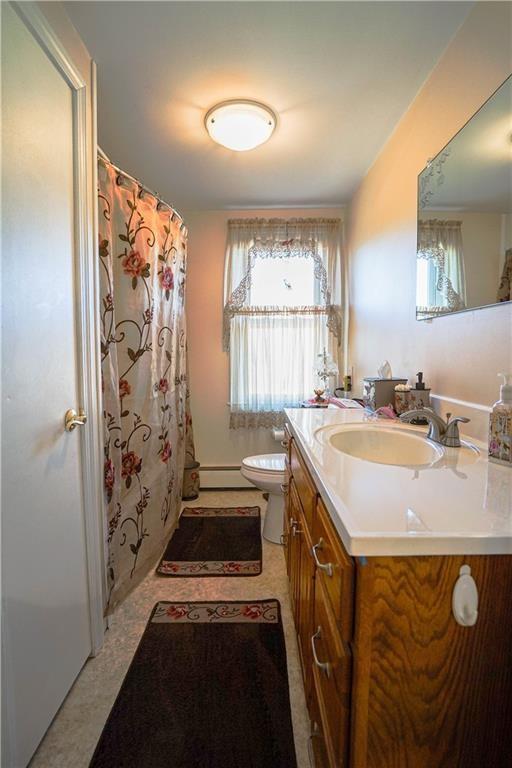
[185,207,343,474]
[346,1,512,442]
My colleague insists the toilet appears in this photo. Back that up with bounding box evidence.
[240,453,286,544]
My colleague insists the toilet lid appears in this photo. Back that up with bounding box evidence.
[241,453,286,474]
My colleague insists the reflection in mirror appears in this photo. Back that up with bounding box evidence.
[417,74,512,320]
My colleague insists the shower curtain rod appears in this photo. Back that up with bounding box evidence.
[97,145,186,230]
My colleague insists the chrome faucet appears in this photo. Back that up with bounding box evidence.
[399,408,470,447]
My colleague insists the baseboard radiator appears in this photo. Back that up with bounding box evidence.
[200,465,253,490]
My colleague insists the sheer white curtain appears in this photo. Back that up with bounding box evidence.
[417,219,466,317]
[224,218,343,428]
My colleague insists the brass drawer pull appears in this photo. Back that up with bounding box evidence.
[280,483,289,494]
[312,539,333,577]
[311,627,331,677]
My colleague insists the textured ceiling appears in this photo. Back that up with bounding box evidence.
[64,1,471,211]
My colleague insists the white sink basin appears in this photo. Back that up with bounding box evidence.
[327,426,444,467]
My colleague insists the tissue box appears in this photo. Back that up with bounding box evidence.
[363,377,407,410]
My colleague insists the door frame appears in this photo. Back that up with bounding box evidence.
[10,1,106,655]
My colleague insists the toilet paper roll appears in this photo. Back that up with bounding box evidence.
[272,428,285,442]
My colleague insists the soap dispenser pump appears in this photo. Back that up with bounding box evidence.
[489,373,512,466]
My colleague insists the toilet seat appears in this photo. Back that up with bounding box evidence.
[241,453,286,475]
[240,453,286,544]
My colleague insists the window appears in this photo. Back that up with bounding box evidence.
[416,257,437,310]
[223,218,343,428]
[416,219,466,317]
[249,254,319,306]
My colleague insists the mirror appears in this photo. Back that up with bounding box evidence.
[416,75,512,320]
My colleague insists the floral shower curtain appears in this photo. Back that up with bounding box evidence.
[98,158,196,612]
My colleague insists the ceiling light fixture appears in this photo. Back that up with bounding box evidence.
[205,100,276,151]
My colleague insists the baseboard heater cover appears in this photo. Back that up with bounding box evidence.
[200,466,253,489]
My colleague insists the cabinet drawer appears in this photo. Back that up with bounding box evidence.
[312,497,354,642]
[283,474,291,571]
[312,579,351,767]
[297,508,314,699]
[287,479,303,619]
[290,441,317,530]
[309,679,331,768]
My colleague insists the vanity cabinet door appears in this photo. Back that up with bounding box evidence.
[297,512,315,699]
[283,461,292,573]
[313,498,354,643]
[287,480,303,620]
[312,578,352,768]
[283,424,293,463]
[290,441,317,529]
[309,680,331,768]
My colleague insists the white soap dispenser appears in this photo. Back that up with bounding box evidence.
[489,373,512,466]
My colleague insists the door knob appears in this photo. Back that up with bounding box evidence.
[64,408,87,432]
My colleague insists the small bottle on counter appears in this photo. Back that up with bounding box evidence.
[394,373,431,417]
[489,373,512,467]
[409,372,431,410]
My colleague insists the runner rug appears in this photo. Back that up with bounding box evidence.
[89,600,297,768]
[156,506,262,577]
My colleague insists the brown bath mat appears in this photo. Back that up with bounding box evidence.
[89,600,297,768]
[156,506,262,576]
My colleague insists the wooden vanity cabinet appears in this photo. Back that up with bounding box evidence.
[283,427,512,768]
[284,475,315,699]
[313,497,354,643]
[285,480,302,616]
[309,678,331,768]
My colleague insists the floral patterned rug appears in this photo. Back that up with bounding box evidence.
[89,600,297,768]
[156,506,262,577]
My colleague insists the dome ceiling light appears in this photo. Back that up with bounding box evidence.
[204,100,276,152]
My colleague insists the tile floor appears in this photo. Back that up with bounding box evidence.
[30,490,310,767]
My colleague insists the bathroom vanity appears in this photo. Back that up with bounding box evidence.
[283,408,512,768]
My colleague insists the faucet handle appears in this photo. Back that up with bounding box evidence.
[446,415,470,426]
[444,415,470,447]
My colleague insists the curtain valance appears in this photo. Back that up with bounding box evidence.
[223,218,342,351]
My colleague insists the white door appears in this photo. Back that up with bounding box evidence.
[1,5,98,766]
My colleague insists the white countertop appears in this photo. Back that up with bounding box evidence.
[285,407,512,557]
